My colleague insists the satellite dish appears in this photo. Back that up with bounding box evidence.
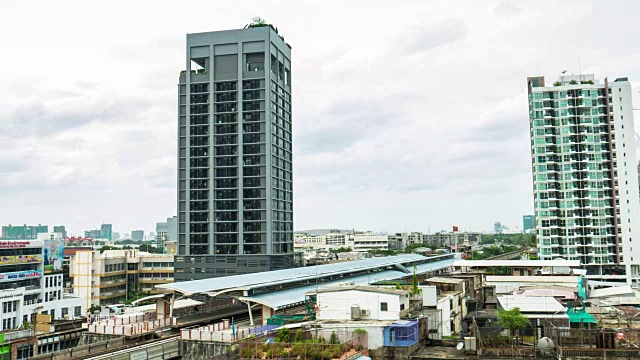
[456,342,464,350]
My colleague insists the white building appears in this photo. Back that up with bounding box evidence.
[314,286,410,321]
[308,285,442,349]
[348,235,389,252]
[528,74,640,285]
[0,233,85,331]
[71,249,174,309]
[325,233,347,246]
[155,216,178,248]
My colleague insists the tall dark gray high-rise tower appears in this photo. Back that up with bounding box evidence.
[175,25,294,280]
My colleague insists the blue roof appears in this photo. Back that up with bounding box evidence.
[157,254,454,296]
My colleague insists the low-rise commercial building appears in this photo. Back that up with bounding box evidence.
[70,249,174,309]
[0,234,85,332]
[348,235,389,252]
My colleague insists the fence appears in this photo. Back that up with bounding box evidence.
[557,347,640,358]
[100,312,156,325]
[181,322,279,342]
[88,317,177,336]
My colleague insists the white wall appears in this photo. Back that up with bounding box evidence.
[610,80,640,284]
[316,290,408,321]
[422,285,437,306]
[436,296,452,337]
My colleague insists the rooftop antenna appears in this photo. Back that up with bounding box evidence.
[578,59,582,81]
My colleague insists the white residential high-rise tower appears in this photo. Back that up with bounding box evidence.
[527,74,640,285]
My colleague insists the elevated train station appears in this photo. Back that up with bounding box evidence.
[156,253,458,324]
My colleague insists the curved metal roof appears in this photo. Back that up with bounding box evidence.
[157,254,452,296]
[238,257,457,309]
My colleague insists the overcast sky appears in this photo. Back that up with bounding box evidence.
[0,0,638,236]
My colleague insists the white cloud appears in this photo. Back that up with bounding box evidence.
[0,0,638,234]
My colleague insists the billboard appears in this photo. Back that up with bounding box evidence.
[0,255,42,264]
[0,270,43,283]
[44,239,64,274]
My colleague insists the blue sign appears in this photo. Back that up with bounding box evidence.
[0,270,43,283]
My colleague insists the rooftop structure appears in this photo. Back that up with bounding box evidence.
[454,259,580,268]
[589,285,634,298]
[312,286,411,321]
[497,295,565,313]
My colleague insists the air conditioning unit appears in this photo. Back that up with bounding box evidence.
[360,309,369,317]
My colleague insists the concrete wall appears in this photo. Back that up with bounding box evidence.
[368,339,423,360]
[422,285,437,306]
[181,340,233,359]
[316,290,408,321]
[436,296,452,336]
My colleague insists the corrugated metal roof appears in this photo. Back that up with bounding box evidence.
[158,254,451,295]
[590,297,640,306]
[486,275,579,283]
[567,308,597,323]
[589,285,634,298]
[237,258,456,309]
[455,259,580,268]
[497,295,565,313]
[314,286,409,296]
[516,288,576,299]
[426,277,465,284]
[240,269,406,309]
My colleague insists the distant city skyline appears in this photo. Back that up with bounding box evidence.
[0,1,638,234]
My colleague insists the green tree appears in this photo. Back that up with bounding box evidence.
[99,246,118,253]
[275,327,291,342]
[497,307,530,350]
[329,331,339,344]
[411,265,421,296]
[250,17,267,27]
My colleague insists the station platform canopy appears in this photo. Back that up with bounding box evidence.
[239,257,457,310]
[156,254,456,298]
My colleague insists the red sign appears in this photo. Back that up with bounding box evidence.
[0,241,31,248]
[452,226,459,233]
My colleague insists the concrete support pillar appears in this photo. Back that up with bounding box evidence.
[261,305,275,325]
[169,292,176,318]
[156,298,168,319]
